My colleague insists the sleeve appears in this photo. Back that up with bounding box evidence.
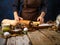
[12,0,19,11]
[12,0,23,15]
[39,0,48,13]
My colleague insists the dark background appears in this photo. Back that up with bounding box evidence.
[0,0,14,23]
[44,0,60,22]
[0,0,60,23]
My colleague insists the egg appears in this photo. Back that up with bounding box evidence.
[23,27,28,31]
[56,14,60,27]
[4,32,10,36]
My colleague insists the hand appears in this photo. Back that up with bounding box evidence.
[14,11,23,21]
[14,15,23,21]
[37,16,44,24]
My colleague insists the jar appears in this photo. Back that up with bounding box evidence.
[1,24,11,32]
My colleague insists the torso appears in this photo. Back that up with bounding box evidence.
[21,0,42,21]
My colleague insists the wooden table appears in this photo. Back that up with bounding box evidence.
[0,29,60,45]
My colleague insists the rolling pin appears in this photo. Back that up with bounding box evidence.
[19,20,40,26]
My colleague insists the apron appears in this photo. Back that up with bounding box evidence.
[21,0,42,21]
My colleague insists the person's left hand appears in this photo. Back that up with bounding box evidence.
[37,16,44,24]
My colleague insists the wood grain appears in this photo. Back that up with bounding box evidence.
[7,35,30,45]
[28,30,53,45]
[39,29,60,45]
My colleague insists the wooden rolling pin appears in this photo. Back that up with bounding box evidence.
[19,20,30,25]
[19,20,40,26]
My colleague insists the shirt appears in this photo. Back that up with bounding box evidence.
[12,0,48,15]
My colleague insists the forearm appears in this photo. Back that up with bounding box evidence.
[39,11,46,17]
[14,11,18,18]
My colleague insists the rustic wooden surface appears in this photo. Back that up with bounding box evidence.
[0,38,6,45]
[28,29,60,45]
[0,29,60,45]
[7,35,30,45]
[28,30,53,45]
[39,29,60,45]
